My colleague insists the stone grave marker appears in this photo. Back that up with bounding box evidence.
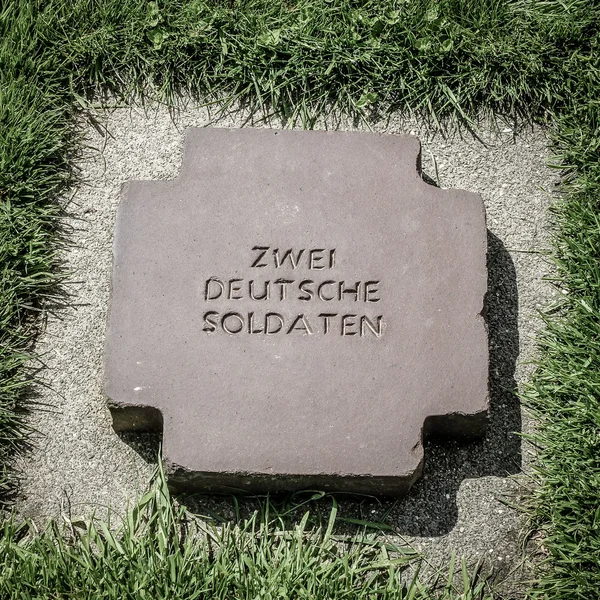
[104,128,488,495]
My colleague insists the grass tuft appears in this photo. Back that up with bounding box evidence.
[0,467,493,599]
[522,89,600,599]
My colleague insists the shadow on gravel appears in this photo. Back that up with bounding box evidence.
[374,230,521,536]
[117,230,520,538]
[377,231,521,537]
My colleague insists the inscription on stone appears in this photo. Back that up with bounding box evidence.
[104,128,489,496]
[202,246,383,337]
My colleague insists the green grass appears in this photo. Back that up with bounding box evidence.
[0,1,74,497]
[521,110,600,596]
[46,0,595,123]
[0,0,599,597]
[0,467,494,599]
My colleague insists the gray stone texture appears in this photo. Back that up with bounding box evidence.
[105,128,489,495]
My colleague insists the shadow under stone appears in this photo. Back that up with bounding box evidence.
[118,230,521,539]
[365,229,521,536]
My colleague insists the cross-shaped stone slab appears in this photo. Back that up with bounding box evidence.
[104,128,488,496]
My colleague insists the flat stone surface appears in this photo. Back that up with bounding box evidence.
[104,128,488,495]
